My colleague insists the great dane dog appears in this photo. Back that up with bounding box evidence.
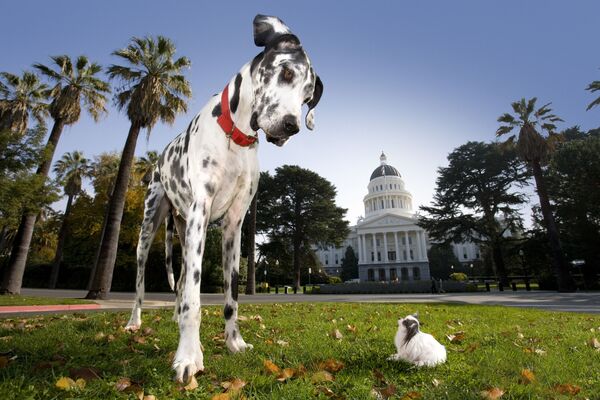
[124,15,323,383]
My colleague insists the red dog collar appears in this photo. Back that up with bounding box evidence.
[217,85,258,147]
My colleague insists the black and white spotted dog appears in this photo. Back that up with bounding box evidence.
[124,15,323,383]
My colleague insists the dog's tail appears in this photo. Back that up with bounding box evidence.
[165,212,175,291]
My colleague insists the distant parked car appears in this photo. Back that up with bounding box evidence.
[344,278,360,284]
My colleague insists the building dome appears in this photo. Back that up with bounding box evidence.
[370,152,401,180]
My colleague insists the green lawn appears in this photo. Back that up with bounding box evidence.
[0,303,599,399]
[0,295,92,306]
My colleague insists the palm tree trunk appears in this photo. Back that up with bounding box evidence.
[86,123,141,299]
[531,161,575,292]
[0,119,65,294]
[86,188,113,290]
[245,193,257,295]
[48,194,74,289]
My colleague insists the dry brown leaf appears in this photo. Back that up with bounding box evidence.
[446,331,465,343]
[143,395,156,400]
[588,337,600,350]
[263,359,280,375]
[318,359,345,373]
[56,376,86,391]
[311,370,334,384]
[480,387,504,399]
[519,369,535,384]
[132,335,146,344]
[276,340,289,347]
[431,378,441,387]
[211,394,230,400]
[115,377,132,392]
[221,378,246,393]
[373,369,387,385]
[183,376,199,391]
[346,324,357,334]
[371,384,396,399]
[142,327,154,336]
[331,329,343,340]
[554,383,581,395]
[276,368,296,382]
[401,391,421,400]
[70,366,101,381]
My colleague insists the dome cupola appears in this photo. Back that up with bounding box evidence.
[363,152,413,218]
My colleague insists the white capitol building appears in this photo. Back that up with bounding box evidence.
[316,152,481,281]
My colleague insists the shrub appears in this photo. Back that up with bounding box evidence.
[328,276,342,284]
[449,272,468,282]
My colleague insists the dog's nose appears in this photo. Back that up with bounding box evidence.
[283,114,300,135]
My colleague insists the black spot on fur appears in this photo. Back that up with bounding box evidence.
[203,157,210,168]
[168,146,174,159]
[230,73,242,114]
[250,52,264,74]
[205,183,215,195]
[212,103,222,117]
[196,241,202,255]
[211,159,218,166]
[153,171,160,181]
[402,318,420,345]
[232,330,237,339]
[138,298,142,305]
[231,270,239,301]
[225,239,234,251]
[224,304,234,320]
[250,111,259,131]
[193,270,200,285]
[182,303,189,313]
[177,305,181,314]
[183,130,191,153]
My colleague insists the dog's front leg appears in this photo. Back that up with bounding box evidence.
[172,201,206,383]
[222,211,253,353]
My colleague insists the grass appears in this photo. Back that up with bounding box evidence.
[0,295,92,306]
[0,303,599,399]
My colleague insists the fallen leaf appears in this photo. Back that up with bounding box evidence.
[70,367,101,381]
[221,378,246,393]
[331,329,343,340]
[115,377,132,392]
[480,387,504,399]
[446,331,465,343]
[211,394,230,400]
[346,324,357,334]
[318,359,345,373]
[554,383,581,395]
[371,384,396,399]
[276,368,296,382]
[373,369,387,385]
[183,376,199,391]
[311,370,334,384]
[431,378,441,387]
[519,369,535,384]
[588,337,600,350]
[142,327,154,336]
[143,396,156,400]
[401,391,421,400]
[276,340,289,347]
[132,335,146,344]
[263,359,280,375]
[56,376,85,391]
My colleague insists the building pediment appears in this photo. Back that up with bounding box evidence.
[357,213,418,230]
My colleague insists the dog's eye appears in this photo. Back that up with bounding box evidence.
[281,68,294,83]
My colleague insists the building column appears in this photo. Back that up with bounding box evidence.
[404,231,409,260]
[394,232,399,262]
[362,234,367,264]
[420,231,428,261]
[415,231,422,260]
[372,233,377,263]
[383,232,388,262]
[357,235,363,263]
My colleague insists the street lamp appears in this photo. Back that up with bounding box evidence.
[308,267,312,286]
[450,264,454,279]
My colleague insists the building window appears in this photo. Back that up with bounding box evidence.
[376,239,380,246]
[476,252,480,259]
[409,237,412,245]
[388,251,396,261]
[390,268,397,281]
[410,249,414,260]
[368,269,374,281]
[377,252,381,261]
[413,267,421,281]
[325,255,328,265]
[401,267,409,281]
[463,246,468,259]
[402,237,406,245]
[379,268,386,281]
[391,199,395,208]
[335,254,338,264]
[381,200,384,209]
[403,250,407,260]
[371,252,374,262]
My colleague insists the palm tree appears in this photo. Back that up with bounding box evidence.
[0,71,48,134]
[496,97,575,292]
[87,36,191,299]
[48,151,92,288]
[586,72,600,111]
[1,55,109,294]
[134,150,159,185]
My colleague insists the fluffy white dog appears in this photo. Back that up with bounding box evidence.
[388,313,446,367]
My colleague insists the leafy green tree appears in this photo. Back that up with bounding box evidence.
[1,55,109,294]
[426,243,462,280]
[134,150,159,184]
[48,151,92,288]
[547,130,600,288]
[418,141,527,286]
[0,71,48,134]
[0,127,57,256]
[340,246,358,282]
[87,36,191,299]
[258,165,349,289]
[496,98,576,291]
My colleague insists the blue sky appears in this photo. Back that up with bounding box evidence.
[2,1,599,224]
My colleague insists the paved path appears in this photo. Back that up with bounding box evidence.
[1,288,595,316]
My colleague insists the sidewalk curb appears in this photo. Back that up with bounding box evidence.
[0,303,101,314]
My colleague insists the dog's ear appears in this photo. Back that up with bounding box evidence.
[305,75,323,131]
[253,14,292,47]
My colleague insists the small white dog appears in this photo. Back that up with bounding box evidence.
[388,313,446,367]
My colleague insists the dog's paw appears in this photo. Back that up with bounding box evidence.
[226,335,253,353]
[172,345,204,383]
[124,319,141,332]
